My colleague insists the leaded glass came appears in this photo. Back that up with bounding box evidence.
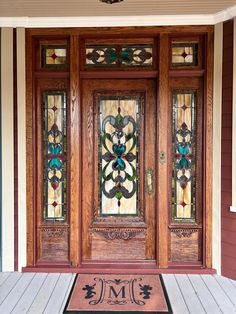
[172,91,196,222]
[43,92,67,221]
[172,43,198,67]
[86,45,153,68]
[98,96,140,215]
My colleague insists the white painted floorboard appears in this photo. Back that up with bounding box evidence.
[0,273,235,314]
[162,275,236,314]
[43,273,75,314]
[0,272,11,286]
[175,274,206,314]
[11,273,48,314]
[0,273,35,313]
[162,274,190,314]
[201,275,236,314]
[187,275,222,314]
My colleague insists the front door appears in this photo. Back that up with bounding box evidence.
[26,30,213,271]
[81,79,157,263]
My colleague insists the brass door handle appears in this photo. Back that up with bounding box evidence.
[146,168,154,195]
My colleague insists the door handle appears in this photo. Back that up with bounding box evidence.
[146,168,154,195]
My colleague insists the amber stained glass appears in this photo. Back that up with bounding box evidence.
[172,91,196,222]
[42,46,67,68]
[98,96,141,215]
[43,92,67,221]
[172,43,198,66]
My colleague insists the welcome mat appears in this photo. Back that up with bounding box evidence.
[64,274,172,314]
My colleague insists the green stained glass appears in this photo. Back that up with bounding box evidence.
[43,92,67,222]
[172,91,196,222]
[98,96,141,215]
[86,45,153,68]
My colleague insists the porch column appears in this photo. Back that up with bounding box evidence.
[213,22,223,274]
[17,28,26,271]
[1,28,14,271]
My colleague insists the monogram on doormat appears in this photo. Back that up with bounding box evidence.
[65,274,172,313]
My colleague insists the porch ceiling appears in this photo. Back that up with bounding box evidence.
[0,0,236,17]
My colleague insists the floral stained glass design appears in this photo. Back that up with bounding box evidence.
[41,46,67,68]
[99,96,140,215]
[86,45,152,67]
[172,91,196,222]
[43,92,67,221]
[172,43,198,66]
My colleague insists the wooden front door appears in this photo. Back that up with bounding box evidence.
[81,79,157,263]
[26,28,214,271]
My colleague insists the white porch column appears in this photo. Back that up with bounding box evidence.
[1,28,14,271]
[213,22,223,274]
[17,27,26,270]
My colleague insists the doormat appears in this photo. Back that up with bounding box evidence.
[64,274,172,314]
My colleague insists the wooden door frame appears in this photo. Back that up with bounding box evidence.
[24,26,214,273]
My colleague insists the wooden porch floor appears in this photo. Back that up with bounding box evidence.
[0,273,236,313]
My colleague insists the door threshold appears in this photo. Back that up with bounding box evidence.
[22,266,216,274]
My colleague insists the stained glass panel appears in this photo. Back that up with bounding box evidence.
[42,46,67,68]
[43,92,67,221]
[121,46,152,66]
[99,96,140,215]
[172,43,198,67]
[172,91,196,222]
[86,45,153,68]
[86,46,118,66]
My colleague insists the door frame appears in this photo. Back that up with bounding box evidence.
[24,26,214,273]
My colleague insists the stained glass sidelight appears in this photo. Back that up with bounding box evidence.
[86,45,153,67]
[172,91,196,222]
[172,43,198,67]
[43,92,67,221]
[41,46,67,68]
[98,96,140,215]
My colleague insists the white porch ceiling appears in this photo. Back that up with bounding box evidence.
[0,0,236,17]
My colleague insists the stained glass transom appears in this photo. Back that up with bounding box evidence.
[43,92,67,221]
[172,43,198,67]
[172,91,196,222]
[98,96,140,215]
[42,46,67,68]
[86,45,153,68]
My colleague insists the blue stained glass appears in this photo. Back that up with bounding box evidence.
[177,145,190,155]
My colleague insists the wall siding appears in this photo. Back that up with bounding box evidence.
[221,19,236,280]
